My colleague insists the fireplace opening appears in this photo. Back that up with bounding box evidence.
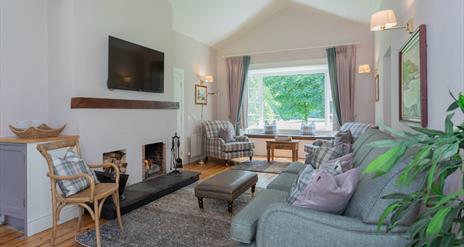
[101,149,129,199]
[103,149,127,173]
[143,142,165,180]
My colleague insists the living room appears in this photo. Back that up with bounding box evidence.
[0,0,463,246]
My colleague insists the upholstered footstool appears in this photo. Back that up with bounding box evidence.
[194,170,258,215]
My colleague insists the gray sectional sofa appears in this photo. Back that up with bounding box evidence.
[231,128,425,247]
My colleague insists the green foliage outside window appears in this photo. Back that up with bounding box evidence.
[263,73,325,123]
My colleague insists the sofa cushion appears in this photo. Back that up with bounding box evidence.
[293,168,360,214]
[352,129,393,167]
[305,143,352,168]
[320,153,354,173]
[281,162,306,175]
[340,122,371,140]
[344,157,426,225]
[334,129,353,145]
[223,142,255,152]
[266,173,299,192]
[231,189,288,243]
[287,165,316,203]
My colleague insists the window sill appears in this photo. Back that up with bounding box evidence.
[245,131,335,140]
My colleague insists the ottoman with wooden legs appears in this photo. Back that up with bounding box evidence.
[195,170,258,215]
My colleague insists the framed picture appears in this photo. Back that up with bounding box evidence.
[195,84,207,105]
[375,74,380,102]
[399,24,428,127]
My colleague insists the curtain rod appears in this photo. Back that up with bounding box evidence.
[222,41,361,58]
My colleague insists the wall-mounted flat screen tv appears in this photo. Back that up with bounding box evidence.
[108,36,164,93]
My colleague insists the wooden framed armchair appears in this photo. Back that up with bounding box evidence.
[37,139,123,247]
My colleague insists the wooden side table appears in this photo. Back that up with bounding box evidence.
[266,140,300,162]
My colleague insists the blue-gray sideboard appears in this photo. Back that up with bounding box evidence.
[0,135,80,236]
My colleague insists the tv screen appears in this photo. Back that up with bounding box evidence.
[108,36,164,93]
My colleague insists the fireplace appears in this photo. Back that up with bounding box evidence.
[100,149,129,199]
[103,149,127,173]
[143,142,165,180]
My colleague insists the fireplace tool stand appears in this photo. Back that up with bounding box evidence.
[170,132,183,174]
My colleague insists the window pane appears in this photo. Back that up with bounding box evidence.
[246,66,332,132]
[263,73,325,122]
[247,76,261,128]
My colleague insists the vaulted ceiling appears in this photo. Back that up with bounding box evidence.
[170,0,383,46]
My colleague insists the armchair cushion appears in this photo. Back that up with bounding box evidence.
[218,127,236,143]
[223,142,255,152]
[51,148,98,197]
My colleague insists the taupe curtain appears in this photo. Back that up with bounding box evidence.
[226,56,251,134]
[335,45,357,124]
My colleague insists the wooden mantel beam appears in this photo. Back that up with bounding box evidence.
[70,97,179,110]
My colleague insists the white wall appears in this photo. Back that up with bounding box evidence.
[1,0,218,185]
[374,0,464,130]
[214,2,376,125]
[0,0,49,136]
[46,0,177,184]
[173,32,217,162]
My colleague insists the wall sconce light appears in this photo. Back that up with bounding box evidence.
[198,75,218,95]
[370,10,414,33]
[358,64,372,74]
[199,75,214,84]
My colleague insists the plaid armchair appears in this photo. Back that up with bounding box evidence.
[202,120,254,162]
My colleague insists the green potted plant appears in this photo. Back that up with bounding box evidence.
[364,92,464,246]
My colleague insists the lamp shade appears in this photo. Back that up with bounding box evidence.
[358,64,371,74]
[370,10,398,31]
[204,75,214,83]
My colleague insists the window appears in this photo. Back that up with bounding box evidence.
[246,65,333,133]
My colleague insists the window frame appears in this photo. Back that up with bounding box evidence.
[245,65,333,134]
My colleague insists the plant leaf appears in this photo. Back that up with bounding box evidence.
[377,203,400,232]
[457,93,464,112]
[410,126,445,137]
[447,101,459,112]
[445,113,455,135]
[380,124,409,138]
[433,190,464,209]
[441,143,460,161]
[426,207,452,236]
[368,139,403,148]
[364,144,407,176]
[399,146,432,185]
[381,193,411,200]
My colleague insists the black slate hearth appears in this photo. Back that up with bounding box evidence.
[100,171,200,220]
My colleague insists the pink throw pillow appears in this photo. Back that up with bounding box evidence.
[292,168,360,214]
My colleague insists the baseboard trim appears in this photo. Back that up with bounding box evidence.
[27,205,79,236]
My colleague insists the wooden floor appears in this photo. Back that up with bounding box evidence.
[0,156,290,246]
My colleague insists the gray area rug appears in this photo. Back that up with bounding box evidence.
[231,160,291,174]
[76,183,260,247]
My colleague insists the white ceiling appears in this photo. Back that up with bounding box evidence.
[171,0,382,46]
